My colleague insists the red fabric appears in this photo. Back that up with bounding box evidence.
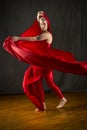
[3,36,87,76]
[3,13,87,110]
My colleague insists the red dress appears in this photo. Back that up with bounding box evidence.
[3,13,87,110]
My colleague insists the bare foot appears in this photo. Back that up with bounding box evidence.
[35,102,46,112]
[35,108,40,112]
[56,97,67,109]
[43,102,46,110]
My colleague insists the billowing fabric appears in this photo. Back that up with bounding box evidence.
[3,13,87,110]
[3,36,87,76]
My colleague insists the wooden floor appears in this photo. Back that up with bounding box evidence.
[0,91,87,130]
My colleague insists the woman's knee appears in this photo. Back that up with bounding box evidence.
[46,80,55,88]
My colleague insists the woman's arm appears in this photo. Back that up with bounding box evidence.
[37,11,44,22]
[12,33,50,42]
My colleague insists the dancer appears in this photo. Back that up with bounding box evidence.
[3,11,87,111]
[12,11,67,111]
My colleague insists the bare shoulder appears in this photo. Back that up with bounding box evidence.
[43,31,53,44]
[42,31,52,38]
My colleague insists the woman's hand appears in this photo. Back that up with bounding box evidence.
[37,11,44,22]
[12,36,19,42]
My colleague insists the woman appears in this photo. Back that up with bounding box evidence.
[3,11,87,111]
[11,11,67,111]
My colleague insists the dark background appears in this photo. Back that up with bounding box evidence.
[0,0,87,94]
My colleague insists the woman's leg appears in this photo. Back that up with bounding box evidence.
[22,65,45,111]
[35,79,46,111]
[23,82,44,111]
[35,79,45,103]
[22,69,44,111]
[45,71,67,108]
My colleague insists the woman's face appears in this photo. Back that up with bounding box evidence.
[39,17,48,31]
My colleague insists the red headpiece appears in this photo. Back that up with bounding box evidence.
[21,12,52,37]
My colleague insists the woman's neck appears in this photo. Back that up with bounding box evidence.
[42,30,48,33]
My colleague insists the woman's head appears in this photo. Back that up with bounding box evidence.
[36,11,52,33]
[39,17,48,31]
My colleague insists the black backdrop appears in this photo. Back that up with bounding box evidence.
[0,0,87,94]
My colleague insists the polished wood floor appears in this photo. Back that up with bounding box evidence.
[0,91,87,130]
